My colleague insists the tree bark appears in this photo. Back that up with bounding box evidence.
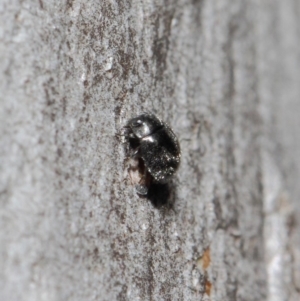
[0,1,299,300]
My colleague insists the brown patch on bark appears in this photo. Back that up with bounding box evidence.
[198,248,211,270]
[205,279,212,296]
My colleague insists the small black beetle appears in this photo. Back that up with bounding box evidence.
[123,112,180,195]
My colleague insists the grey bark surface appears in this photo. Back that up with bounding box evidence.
[0,1,300,301]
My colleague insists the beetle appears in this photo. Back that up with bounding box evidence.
[123,112,180,195]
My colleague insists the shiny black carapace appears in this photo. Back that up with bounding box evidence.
[123,113,180,196]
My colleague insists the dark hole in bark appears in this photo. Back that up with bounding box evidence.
[147,182,171,208]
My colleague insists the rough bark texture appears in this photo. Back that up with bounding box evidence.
[0,1,299,301]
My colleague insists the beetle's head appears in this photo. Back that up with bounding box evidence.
[128,113,163,138]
